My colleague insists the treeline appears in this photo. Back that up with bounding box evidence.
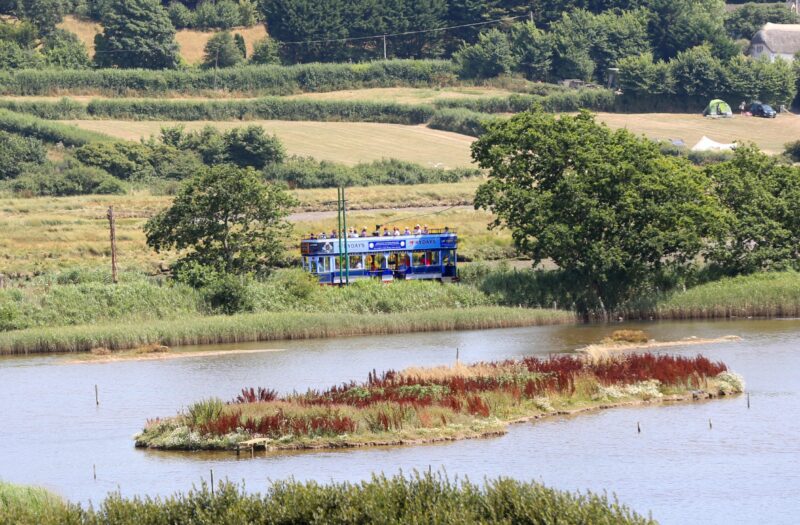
[618,45,797,109]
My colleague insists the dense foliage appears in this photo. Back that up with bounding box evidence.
[474,111,724,315]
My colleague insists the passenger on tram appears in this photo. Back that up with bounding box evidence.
[330,229,337,238]
[422,225,429,234]
[404,227,411,235]
[360,227,367,237]
[392,227,400,236]
[319,232,327,239]
[309,232,316,240]
[383,227,390,236]
[413,224,421,235]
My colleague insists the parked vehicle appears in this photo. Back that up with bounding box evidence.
[750,102,777,118]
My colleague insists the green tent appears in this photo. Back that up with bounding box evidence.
[703,99,733,117]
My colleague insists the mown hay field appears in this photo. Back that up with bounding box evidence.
[56,119,475,167]
[58,16,268,64]
[594,112,800,154]
[0,184,505,275]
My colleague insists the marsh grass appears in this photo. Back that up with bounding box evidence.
[0,481,65,522]
[0,307,575,355]
[0,474,656,524]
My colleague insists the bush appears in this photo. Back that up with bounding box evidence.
[454,28,516,79]
[427,108,499,137]
[167,1,194,28]
[12,164,127,196]
[0,130,47,179]
[263,157,480,189]
[201,273,256,315]
[784,140,800,162]
[202,31,244,69]
[250,37,280,65]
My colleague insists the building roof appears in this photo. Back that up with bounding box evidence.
[751,23,800,54]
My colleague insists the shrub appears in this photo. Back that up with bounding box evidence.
[250,37,280,65]
[201,273,256,315]
[427,108,499,137]
[167,1,194,28]
[785,140,800,162]
[187,397,225,426]
[454,28,516,79]
[12,164,127,196]
[202,31,244,69]
[0,130,47,179]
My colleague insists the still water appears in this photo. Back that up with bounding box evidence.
[1,320,798,524]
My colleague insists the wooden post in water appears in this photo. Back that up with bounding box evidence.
[107,206,118,284]
[708,418,713,430]
[210,469,214,495]
[637,421,641,433]
[747,392,750,409]
[95,384,99,406]
[93,464,96,480]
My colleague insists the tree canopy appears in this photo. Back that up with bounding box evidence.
[145,165,297,275]
[473,110,724,314]
[93,0,180,69]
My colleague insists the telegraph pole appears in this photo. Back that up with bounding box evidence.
[107,206,118,284]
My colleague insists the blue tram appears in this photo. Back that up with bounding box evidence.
[300,229,458,284]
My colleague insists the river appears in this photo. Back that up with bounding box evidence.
[0,319,798,524]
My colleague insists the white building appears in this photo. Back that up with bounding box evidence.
[749,23,800,61]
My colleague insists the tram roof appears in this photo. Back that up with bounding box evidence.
[301,231,457,256]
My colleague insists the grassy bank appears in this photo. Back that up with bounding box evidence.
[0,306,574,355]
[640,271,800,319]
[0,474,655,525]
[136,353,742,451]
[0,481,65,523]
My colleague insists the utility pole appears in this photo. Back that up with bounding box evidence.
[383,35,387,60]
[107,206,118,284]
[530,9,534,24]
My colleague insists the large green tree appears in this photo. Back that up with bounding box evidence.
[202,31,244,68]
[705,145,800,276]
[17,0,67,35]
[473,110,723,315]
[145,165,297,275]
[93,0,180,69]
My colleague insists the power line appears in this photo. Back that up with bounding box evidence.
[277,15,529,47]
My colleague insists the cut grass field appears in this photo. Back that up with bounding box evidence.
[594,112,799,154]
[0,185,500,274]
[57,119,475,168]
[58,15,268,64]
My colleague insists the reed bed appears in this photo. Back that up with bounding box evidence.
[0,307,575,355]
[0,473,655,524]
[136,353,741,451]
[0,481,65,522]
[632,271,800,319]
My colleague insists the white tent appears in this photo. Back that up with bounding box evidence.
[691,136,736,152]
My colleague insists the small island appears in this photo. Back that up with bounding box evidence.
[136,351,744,452]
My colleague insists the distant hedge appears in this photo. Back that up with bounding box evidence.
[434,89,615,113]
[427,108,501,137]
[0,60,458,96]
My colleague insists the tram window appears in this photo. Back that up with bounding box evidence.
[429,251,440,265]
[366,255,377,271]
[388,252,397,268]
[319,257,331,273]
[334,257,340,271]
[398,252,410,268]
[443,250,455,266]
[350,255,363,269]
[414,251,433,266]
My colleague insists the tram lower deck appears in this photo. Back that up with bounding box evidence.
[300,231,458,284]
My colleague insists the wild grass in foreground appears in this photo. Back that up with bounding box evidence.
[0,473,656,525]
[0,481,65,523]
[0,306,574,355]
[136,353,742,451]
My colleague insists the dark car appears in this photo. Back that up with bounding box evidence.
[750,102,777,118]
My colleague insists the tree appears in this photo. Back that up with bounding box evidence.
[453,28,516,79]
[250,36,280,65]
[725,3,800,41]
[145,165,297,275]
[0,131,47,179]
[550,10,596,80]
[511,22,553,81]
[234,33,246,58]
[202,31,244,68]
[705,145,800,276]
[215,0,241,29]
[93,0,180,69]
[42,29,90,68]
[168,1,195,28]
[223,125,285,168]
[671,44,724,98]
[473,110,723,315]
[646,0,726,59]
[17,0,67,35]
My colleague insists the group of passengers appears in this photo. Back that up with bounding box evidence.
[307,224,451,240]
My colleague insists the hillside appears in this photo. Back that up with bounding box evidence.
[58,15,268,64]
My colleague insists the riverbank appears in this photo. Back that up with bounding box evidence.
[0,307,575,355]
[136,353,743,452]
